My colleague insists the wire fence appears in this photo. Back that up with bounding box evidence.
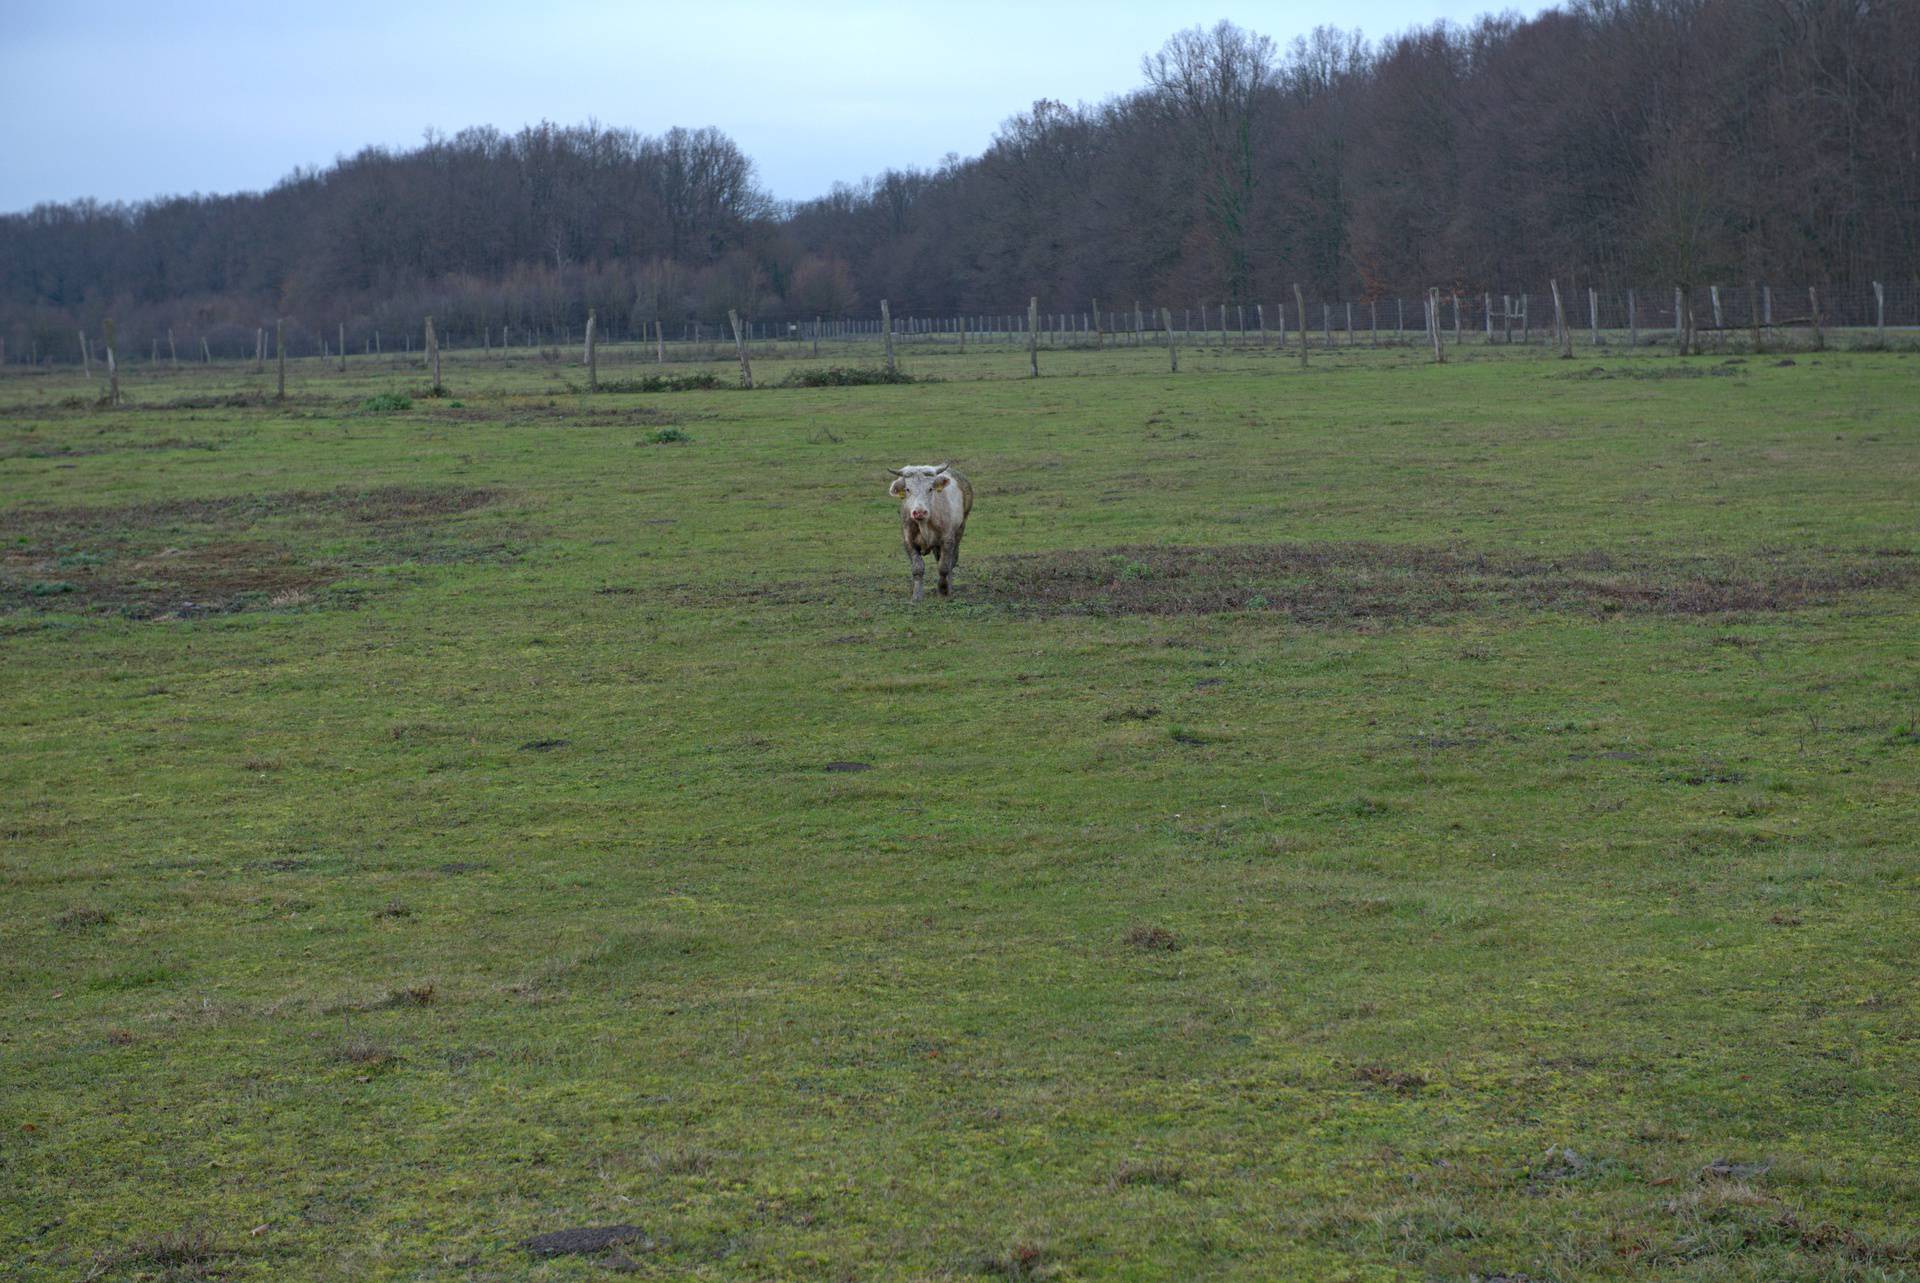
[5,281,1916,368]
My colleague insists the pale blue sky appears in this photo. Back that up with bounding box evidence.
[0,0,1552,213]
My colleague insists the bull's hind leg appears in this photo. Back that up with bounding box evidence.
[937,535,960,597]
[907,544,927,602]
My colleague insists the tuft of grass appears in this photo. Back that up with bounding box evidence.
[331,1039,400,1071]
[358,392,412,412]
[374,983,435,1008]
[1110,1157,1185,1189]
[644,1145,716,1176]
[978,1240,1055,1280]
[644,427,692,445]
[87,1228,228,1281]
[55,906,113,929]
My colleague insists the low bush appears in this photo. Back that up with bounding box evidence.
[780,366,919,387]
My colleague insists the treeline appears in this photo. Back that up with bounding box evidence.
[3,0,1916,360]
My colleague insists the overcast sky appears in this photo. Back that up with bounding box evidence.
[1,0,1553,214]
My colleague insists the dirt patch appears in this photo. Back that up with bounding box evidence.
[1,485,499,618]
[963,543,1920,622]
[1,484,494,543]
[1124,924,1180,952]
[3,540,336,618]
[524,1225,650,1257]
[1355,1064,1427,1093]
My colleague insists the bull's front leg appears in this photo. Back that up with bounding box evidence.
[937,533,960,597]
[906,542,926,602]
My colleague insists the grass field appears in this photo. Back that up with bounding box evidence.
[4,336,1919,1281]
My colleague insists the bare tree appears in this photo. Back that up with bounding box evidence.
[1144,21,1277,303]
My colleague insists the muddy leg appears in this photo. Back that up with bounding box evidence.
[937,536,958,597]
[907,545,926,602]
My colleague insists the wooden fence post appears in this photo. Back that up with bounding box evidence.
[1429,289,1445,363]
[275,317,286,399]
[727,309,751,388]
[1255,303,1265,343]
[1027,297,1039,378]
[1396,297,1404,337]
[1874,281,1885,341]
[254,327,265,373]
[1135,301,1144,347]
[1453,293,1461,346]
[168,327,178,368]
[585,309,599,391]
[1345,301,1354,346]
[201,336,212,364]
[1627,289,1637,347]
[1162,307,1177,372]
[1747,281,1762,353]
[1588,288,1599,346]
[881,299,895,372]
[1674,286,1691,355]
[1550,279,1570,358]
[1808,286,1824,351]
[1293,284,1308,367]
[104,317,121,406]
[338,323,346,372]
[1276,301,1285,347]
[425,315,441,392]
[79,330,92,380]
[1322,303,1331,349]
[1372,300,1380,348]
[1219,303,1227,348]
[1710,284,1723,330]
[1763,286,1773,326]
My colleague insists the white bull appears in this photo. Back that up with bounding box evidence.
[887,463,974,601]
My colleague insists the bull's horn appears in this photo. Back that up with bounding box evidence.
[931,461,950,474]
[886,468,904,477]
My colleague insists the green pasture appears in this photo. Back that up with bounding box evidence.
[3,336,1918,1280]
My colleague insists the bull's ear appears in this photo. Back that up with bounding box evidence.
[889,478,907,496]
[932,475,950,490]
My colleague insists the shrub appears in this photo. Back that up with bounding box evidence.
[645,427,692,445]
[597,373,722,393]
[780,366,919,387]
[360,393,412,412]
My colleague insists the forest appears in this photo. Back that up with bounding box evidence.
[2,0,1915,356]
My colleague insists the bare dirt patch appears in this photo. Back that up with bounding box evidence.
[524,1225,650,1258]
[1,485,499,617]
[2,484,493,542]
[963,542,1919,622]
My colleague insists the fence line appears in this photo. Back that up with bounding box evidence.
[6,281,1916,370]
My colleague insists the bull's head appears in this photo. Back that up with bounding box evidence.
[887,464,952,522]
